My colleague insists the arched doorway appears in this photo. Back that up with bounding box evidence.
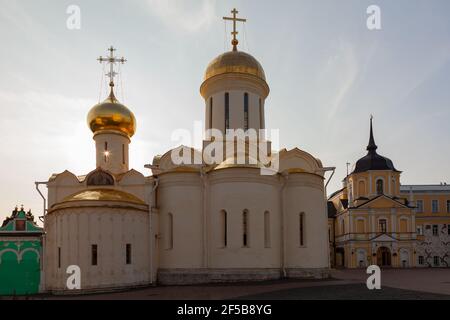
[335,248,345,268]
[376,246,391,267]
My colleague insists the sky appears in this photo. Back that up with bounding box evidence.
[0,0,450,224]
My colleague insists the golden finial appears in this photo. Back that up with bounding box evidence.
[223,8,247,51]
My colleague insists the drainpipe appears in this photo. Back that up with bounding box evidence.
[149,177,159,284]
[200,167,208,269]
[317,167,336,270]
[34,181,47,293]
[279,173,288,278]
[35,182,48,220]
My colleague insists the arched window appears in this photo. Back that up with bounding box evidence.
[220,210,227,248]
[122,144,125,165]
[243,210,249,247]
[358,180,366,197]
[264,211,270,248]
[244,93,249,131]
[356,219,365,233]
[166,213,173,250]
[376,179,384,195]
[224,92,230,130]
[299,212,305,246]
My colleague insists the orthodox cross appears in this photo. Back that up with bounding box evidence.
[223,8,247,51]
[97,46,127,89]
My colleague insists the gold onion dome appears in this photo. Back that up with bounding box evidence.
[87,90,136,138]
[203,50,266,83]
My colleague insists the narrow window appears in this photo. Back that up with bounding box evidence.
[264,211,270,248]
[379,219,387,233]
[432,200,439,213]
[417,225,423,235]
[209,97,213,129]
[432,225,438,236]
[122,144,125,165]
[104,141,108,162]
[91,244,98,266]
[259,98,263,128]
[416,200,424,213]
[244,92,249,131]
[418,256,424,265]
[224,92,230,130]
[447,200,450,213]
[434,256,440,267]
[376,179,384,195]
[243,210,249,247]
[220,210,227,247]
[167,213,173,249]
[58,247,61,269]
[299,212,305,246]
[126,244,132,265]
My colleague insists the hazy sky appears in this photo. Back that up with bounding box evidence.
[1,0,450,224]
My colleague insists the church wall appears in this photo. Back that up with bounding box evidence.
[157,172,203,268]
[284,173,329,270]
[207,169,280,268]
[44,203,151,293]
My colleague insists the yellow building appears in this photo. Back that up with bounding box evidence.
[328,118,450,268]
[400,184,450,267]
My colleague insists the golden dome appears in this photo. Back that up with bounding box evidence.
[60,188,145,205]
[203,50,266,83]
[87,91,136,137]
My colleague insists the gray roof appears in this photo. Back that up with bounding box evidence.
[400,184,450,193]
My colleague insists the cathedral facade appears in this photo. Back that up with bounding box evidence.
[43,12,331,294]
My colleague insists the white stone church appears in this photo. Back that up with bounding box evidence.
[43,10,331,293]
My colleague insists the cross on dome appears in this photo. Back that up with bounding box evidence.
[97,46,127,91]
[223,8,247,51]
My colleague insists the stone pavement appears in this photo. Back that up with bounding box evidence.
[5,268,450,300]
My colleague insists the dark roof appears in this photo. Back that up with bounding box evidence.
[352,117,400,174]
[327,201,337,218]
[328,187,344,200]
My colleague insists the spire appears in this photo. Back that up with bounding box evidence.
[97,46,127,96]
[223,8,247,51]
[366,115,378,152]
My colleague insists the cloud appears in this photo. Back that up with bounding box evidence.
[146,0,216,33]
[318,40,358,120]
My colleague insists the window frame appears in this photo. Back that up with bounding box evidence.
[432,200,439,213]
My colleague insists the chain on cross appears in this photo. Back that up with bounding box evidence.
[97,46,127,89]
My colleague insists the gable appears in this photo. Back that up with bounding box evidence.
[371,233,396,242]
[278,148,322,174]
[357,195,408,209]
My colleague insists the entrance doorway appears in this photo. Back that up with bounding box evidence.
[376,246,391,267]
